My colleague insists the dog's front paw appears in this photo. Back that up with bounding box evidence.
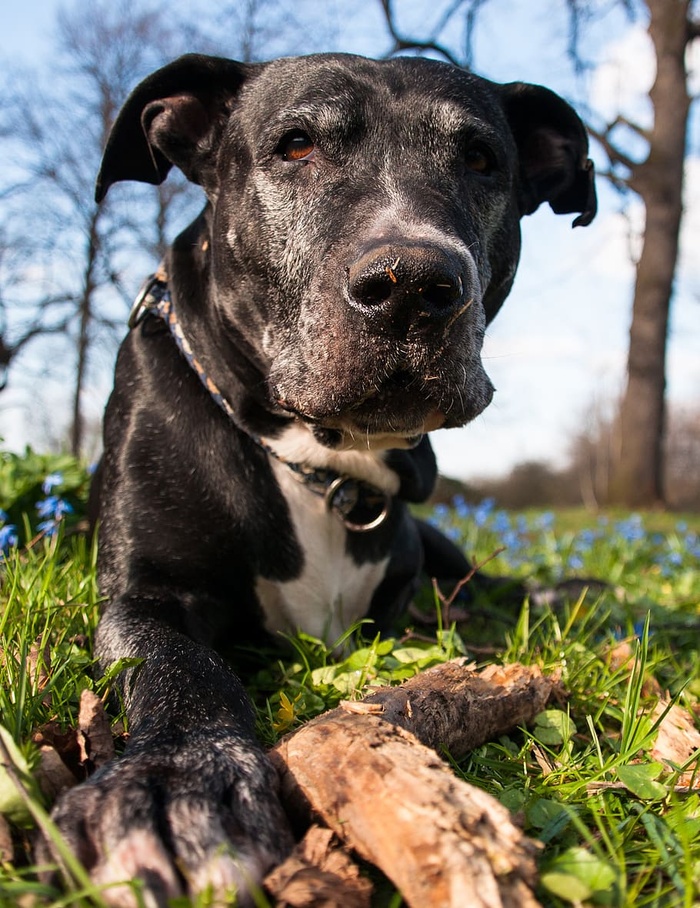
[43,728,293,907]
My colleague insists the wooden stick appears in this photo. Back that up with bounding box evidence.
[359,660,553,757]
[271,661,552,908]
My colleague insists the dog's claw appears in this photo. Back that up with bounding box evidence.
[44,733,293,906]
[90,830,182,908]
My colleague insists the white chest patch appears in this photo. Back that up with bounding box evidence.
[255,458,390,645]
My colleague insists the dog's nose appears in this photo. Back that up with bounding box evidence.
[347,244,467,322]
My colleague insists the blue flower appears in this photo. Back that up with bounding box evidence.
[537,511,555,531]
[37,496,60,519]
[452,495,471,520]
[473,498,496,528]
[37,520,59,537]
[491,510,511,534]
[36,496,73,536]
[446,525,463,543]
[0,524,18,552]
[516,515,529,535]
[502,529,524,552]
[41,472,64,495]
[54,499,73,519]
[36,497,73,521]
[614,514,645,543]
[576,529,598,551]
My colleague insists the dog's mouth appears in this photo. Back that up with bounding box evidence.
[273,365,489,442]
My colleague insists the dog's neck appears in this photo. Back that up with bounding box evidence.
[129,273,401,531]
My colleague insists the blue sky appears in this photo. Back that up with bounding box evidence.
[1,1,698,479]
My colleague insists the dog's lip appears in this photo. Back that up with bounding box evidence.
[318,407,446,438]
[273,393,445,439]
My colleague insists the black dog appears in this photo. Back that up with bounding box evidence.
[48,52,595,905]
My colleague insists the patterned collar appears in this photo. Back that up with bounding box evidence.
[129,273,391,532]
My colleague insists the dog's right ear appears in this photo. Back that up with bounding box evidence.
[95,54,254,203]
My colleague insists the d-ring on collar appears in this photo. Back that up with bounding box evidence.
[129,274,391,533]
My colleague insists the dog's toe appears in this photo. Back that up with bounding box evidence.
[91,829,182,908]
[188,851,273,908]
[166,791,286,906]
[45,733,293,905]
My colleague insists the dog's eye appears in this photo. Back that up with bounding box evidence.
[465,146,495,175]
[278,131,316,162]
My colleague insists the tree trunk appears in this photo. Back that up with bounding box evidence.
[612,0,690,507]
[70,214,100,457]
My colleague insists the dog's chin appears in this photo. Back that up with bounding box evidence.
[335,407,446,440]
[273,372,495,449]
[313,409,446,452]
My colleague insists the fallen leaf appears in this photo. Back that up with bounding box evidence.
[27,636,52,709]
[650,699,700,789]
[35,745,78,801]
[0,814,13,862]
[77,689,115,771]
[32,721,83,782]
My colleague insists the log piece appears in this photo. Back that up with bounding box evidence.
[264,825,372,908]
[359,660,554,758]
[271,661,552,908]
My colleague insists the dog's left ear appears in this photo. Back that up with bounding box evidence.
[500,83,596,227]
[96,54,254,203]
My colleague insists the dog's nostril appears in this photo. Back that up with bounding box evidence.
[351,274,394,306]
[354,277,393,305]
[419,280,461,311]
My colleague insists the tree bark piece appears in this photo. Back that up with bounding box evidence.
[359,660,553,758]
[272,661,551,908]
[264,825,372,908]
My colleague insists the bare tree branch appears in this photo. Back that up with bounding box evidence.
[587,125,638,172]
[377,0,462,65]
[687,17,700,42]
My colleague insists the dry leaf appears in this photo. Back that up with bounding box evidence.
[35,745,78,801]
[605,641,661,697]
[0,814,13,862]
[651,700,700,789]
[77,689,115,771]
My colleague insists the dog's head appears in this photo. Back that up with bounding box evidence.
[98,53,595,447]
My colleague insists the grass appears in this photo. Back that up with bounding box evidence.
[1,462,699,907]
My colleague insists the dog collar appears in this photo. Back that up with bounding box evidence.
[129,274,391,533]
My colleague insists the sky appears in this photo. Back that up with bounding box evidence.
[1,0,698,480]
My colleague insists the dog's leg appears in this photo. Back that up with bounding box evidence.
[46,596,293,907]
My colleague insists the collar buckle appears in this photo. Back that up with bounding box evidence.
[128,274,168,329]
[324,475,391,532]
